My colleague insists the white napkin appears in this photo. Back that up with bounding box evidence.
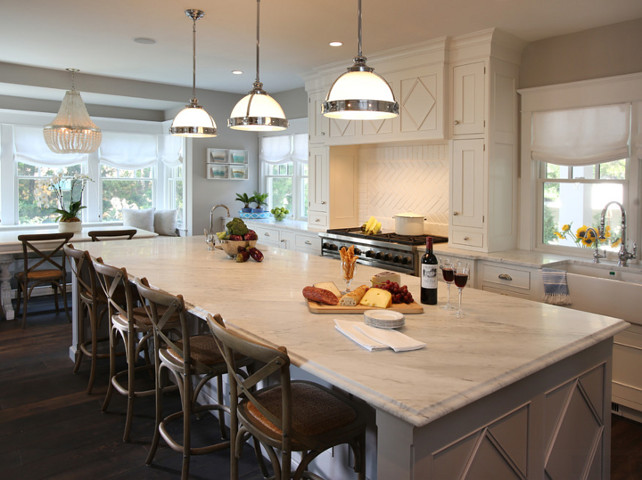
[355,323,426,352]
[334,319,426,352]
[334,319,388,351]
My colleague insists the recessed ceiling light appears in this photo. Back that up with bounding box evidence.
[134,37,156,45]
[232,70,243,75]
[329,41,343,47]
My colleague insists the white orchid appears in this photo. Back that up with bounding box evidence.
[49,172,93,221]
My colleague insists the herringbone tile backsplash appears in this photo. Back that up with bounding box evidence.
[357,143,449,236]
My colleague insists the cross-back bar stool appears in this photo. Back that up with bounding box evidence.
[134,277,243,480]
[15,232,73,328]
[88,229,137,242]
[64,244,113,393]
[207,313,367,480]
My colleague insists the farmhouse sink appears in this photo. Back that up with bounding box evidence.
[545,260,641,325]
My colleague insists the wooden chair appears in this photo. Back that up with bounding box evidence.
[64,243,112,393]
[207,313,367,480]
[88,229,137,242]
[134,277,237,480]
[92,258,164,442]
[15,232,73,328]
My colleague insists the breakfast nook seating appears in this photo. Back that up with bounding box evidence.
[88,229,137,242]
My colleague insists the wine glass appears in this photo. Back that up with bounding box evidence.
[454,262,470,317]
[440,258,454,309]
[204,229,216,251]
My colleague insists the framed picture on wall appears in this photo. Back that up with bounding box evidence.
[208,148,228,163]
[228,150,248,164]
[205,148,249,180]
[206,164,228,179]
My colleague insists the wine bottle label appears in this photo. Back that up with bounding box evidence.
[421,264,438,289]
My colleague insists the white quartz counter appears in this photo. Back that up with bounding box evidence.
[81,236,628,429]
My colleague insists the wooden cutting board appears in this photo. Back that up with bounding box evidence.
[307,300,424,314]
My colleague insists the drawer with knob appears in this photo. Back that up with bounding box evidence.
[481,263,531,291]
[451,228,483,249]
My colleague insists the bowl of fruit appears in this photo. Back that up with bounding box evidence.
[216,217,259,258]
[270,207,289,221]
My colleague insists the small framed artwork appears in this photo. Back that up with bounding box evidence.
[206,164,228,179]
[229,165,248,180]
[228,150,248,164]
[207,148,228,163]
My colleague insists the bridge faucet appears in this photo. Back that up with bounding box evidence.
[599,201,637,267]
[585,227,605,263]
[208,204,230,235]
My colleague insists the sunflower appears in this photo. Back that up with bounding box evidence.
[554,231,564,239]
[561,224,571,232]
[582,235,595,247]
[604,225,612,238]
[576,225,589,239]
[612,237,622,248]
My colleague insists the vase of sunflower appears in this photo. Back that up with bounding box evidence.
[554,222,620,248]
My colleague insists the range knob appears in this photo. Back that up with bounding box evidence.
[393,255,401,263]
[329,243,339,251]
[354,247,362,255]
[401,257,410,265]
[375,251,383,260]
[383,253,392,261]
[365,250,375,258]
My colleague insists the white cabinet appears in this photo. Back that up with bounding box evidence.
[451,139,484,229]
[245,221,321,255]
[478,261,542,300]
[308,91,328,144]
[451,61,485,136]
[613,324,642,420]
[251,224,281,248]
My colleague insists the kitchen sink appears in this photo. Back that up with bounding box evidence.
[545,260,641,325]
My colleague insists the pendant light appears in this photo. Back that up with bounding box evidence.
[43,68,102,154]
[323,0,399,120]
[228,0,288,131]
[170,9,217,137]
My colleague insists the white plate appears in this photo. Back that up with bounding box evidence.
[364,310,405,329]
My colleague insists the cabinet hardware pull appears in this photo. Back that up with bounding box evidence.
[305,240,312,245]
[498,273,512,281]
[264,232,270,237]
[321,201,327,205]
[453,211,460,216]
[315,218,320,223]
[454,120,460,125]
[463,236,470,241]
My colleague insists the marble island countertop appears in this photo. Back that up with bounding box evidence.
[82,236,628,428]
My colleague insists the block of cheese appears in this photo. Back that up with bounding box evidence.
[359,288,392,308]
[370,271,401,287]
[339,285,369,306]
[313,281,341,298]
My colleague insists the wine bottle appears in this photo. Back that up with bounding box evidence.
[421,237,438,305]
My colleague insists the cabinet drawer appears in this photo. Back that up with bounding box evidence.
[253,226,280,247]
[451,229,483,248]
[308,211,328,228]
[279,230,296,250]
[295,233,321,254]
[482,264,531,290]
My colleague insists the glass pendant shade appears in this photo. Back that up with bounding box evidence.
[170,101,218,137]
[322,0,399,120]
[229,85,288,131]
[228,0,288,132]
[43,88,102,154]
[171,9,217,137]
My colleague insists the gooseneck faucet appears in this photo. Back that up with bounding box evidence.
[208,204,230,235]
[599,201,637,267]
[585,227,605,263]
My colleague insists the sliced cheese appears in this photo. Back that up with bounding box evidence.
[313,281,341,298]
[370,271,401,287]
[359,288,392,308]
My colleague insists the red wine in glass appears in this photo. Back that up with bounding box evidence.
[440,262,454,310]
[454,273,468,288]
[442,268,454,283]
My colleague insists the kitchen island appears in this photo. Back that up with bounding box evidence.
[80,236,628,479]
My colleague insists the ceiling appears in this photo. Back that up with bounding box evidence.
[1,0,641,105]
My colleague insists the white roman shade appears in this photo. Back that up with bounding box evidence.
[98,132,157,168]
[636,101,642,160]
[158,134,184,167]
[260,135,292,164]
[14,125,87,166]
[292,134,308,162]
[531,103,630,166]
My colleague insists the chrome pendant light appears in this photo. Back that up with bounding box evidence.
[43,68,102,154]
[228,0,288,131]
[170,9,217,137]
[323,0,399,120]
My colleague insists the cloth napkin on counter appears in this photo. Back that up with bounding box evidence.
[542,268,572,305]
[334,319,426,352]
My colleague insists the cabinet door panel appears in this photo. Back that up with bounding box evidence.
[308,146,329,212]
[452,61,485,135]
[451,139,484,228]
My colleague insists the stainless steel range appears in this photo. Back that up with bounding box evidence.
[319,227,448,276]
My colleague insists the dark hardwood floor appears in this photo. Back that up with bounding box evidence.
[1,298,641,479]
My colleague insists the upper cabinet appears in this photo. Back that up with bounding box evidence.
[451,61,485,136]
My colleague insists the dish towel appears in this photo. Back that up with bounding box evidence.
[334,319,426,352]
[542,268,572,305]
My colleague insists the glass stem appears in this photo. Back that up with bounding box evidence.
[446,283,451,306]
[458,288,462,315]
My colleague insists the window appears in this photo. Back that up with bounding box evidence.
[0,120,185,228]
[260,132,308,221]
[530,102,635,253]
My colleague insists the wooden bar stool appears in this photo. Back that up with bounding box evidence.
[15,232,73,328]
[134,278,241,480]
[64,244,112,394]
[207,313,367,480]
[88,229,137,242]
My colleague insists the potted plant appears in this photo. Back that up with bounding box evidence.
[235,193,254,213]
[252,192,269,213]
[50,173,92,233]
